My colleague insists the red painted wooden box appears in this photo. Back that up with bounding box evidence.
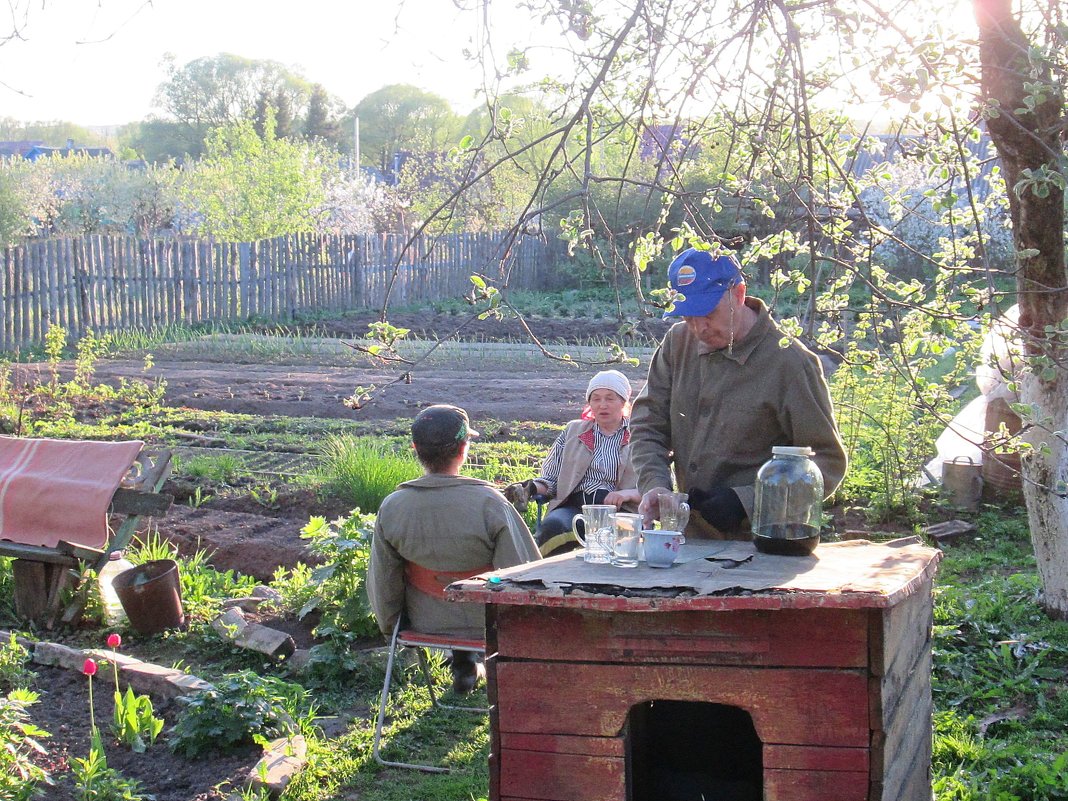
[450,538,941,801]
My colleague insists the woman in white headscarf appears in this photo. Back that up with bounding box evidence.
[505,370,640,556]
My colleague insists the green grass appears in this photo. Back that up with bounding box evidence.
[283,657,491,801]
[929,508,1068,800]
[314,436,423,512]
[177,453,247,483]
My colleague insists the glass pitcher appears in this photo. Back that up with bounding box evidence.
[571,504,615,563]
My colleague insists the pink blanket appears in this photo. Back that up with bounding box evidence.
[0,437,144,550]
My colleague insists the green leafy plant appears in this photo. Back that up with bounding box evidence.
[829,337,964,520]
[73,658,148,801]
[170,671,307,758]
[43,324,67,396]
[70,329,113,391]
[70,739,148,801]
[0,633,35,691]
[0,689,51,801]
[186,486,214,508]
[250,483,280,509]
[106,635,163,753]
[267,563,317,617]
[110,687,163,755]
[300,510,380,639]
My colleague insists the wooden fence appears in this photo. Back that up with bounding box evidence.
[0,231,551,352]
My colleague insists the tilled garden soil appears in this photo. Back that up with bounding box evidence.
[27,665,259,801]
[38,313,655,578]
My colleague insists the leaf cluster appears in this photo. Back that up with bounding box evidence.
[0,689,50,801]
[299,509,381,640]
[111,686,163,754]
[170,671,304,758]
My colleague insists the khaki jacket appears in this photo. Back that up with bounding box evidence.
[544,418,639,514]
[368,473,540,639]
[630,298,847,538]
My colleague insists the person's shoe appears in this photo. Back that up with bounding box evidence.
[450,656,486,695]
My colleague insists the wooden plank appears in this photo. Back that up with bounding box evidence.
[89,235,103,330]
[163,239,177,325]
[876,648,932,798]
[109,488,174,516]
[103,234,116,331]
[498,749,626,801]
[238,242,251,319]
[62,239,76,332]
[765,768,869,801]
[198,240,209,322]
[870,584,932,722]
[486,605,503,801]
[764,744,868,773]
[72,237,88,337]
[45,238,58,333]
[33,238,44,342]
[500,733,626,757]
[133,237,144,327]
[0,544,80,566]
[2,247,12,351]
[880,729,932,801]
[285,235,296,319]
[227,243,239,320]
[54,541,105,562]
[494,662,870,746]
[136,238,148,328]
[12,560,67,622]
[494,606,868,668]
[18,241,30,345]
[116,236,127,327]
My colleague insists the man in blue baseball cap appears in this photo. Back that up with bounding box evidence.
[630,247,847,538]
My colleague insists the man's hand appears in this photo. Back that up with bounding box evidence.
[503,479,539,512]
[605,488,641,509]
[688,485,747,532]
[638,486,672,528]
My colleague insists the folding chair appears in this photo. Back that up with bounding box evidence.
[372,562,490,773]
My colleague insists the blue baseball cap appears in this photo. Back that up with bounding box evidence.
[663,248,743,318]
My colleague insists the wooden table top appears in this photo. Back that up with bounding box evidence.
[448,537,942,612]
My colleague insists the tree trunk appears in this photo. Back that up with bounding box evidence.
[976,0,1068,618]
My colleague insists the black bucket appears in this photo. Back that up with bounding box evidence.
[112,559,185,635]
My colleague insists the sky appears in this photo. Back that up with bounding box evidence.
[0,0,538,127]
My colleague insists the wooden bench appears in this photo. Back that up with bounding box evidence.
[0,444,173,628]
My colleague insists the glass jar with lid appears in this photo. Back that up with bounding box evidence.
[752,446,824,556]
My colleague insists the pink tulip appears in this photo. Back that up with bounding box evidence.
[82,658,98,676]
[107,633,122,649]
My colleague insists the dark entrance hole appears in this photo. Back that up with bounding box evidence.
[628,700,763,801]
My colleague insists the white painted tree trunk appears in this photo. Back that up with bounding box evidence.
[1020,373,1068,619]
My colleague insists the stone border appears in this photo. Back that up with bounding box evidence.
[1,631,308,798]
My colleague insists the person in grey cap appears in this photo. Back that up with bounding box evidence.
[630,248,847,539]
[368,404,540,694]
[505,370,641,556]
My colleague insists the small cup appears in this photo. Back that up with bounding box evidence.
[643,530,685,568]
[611,513,643,568]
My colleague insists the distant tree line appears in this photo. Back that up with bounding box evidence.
[1,52,1013,293]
